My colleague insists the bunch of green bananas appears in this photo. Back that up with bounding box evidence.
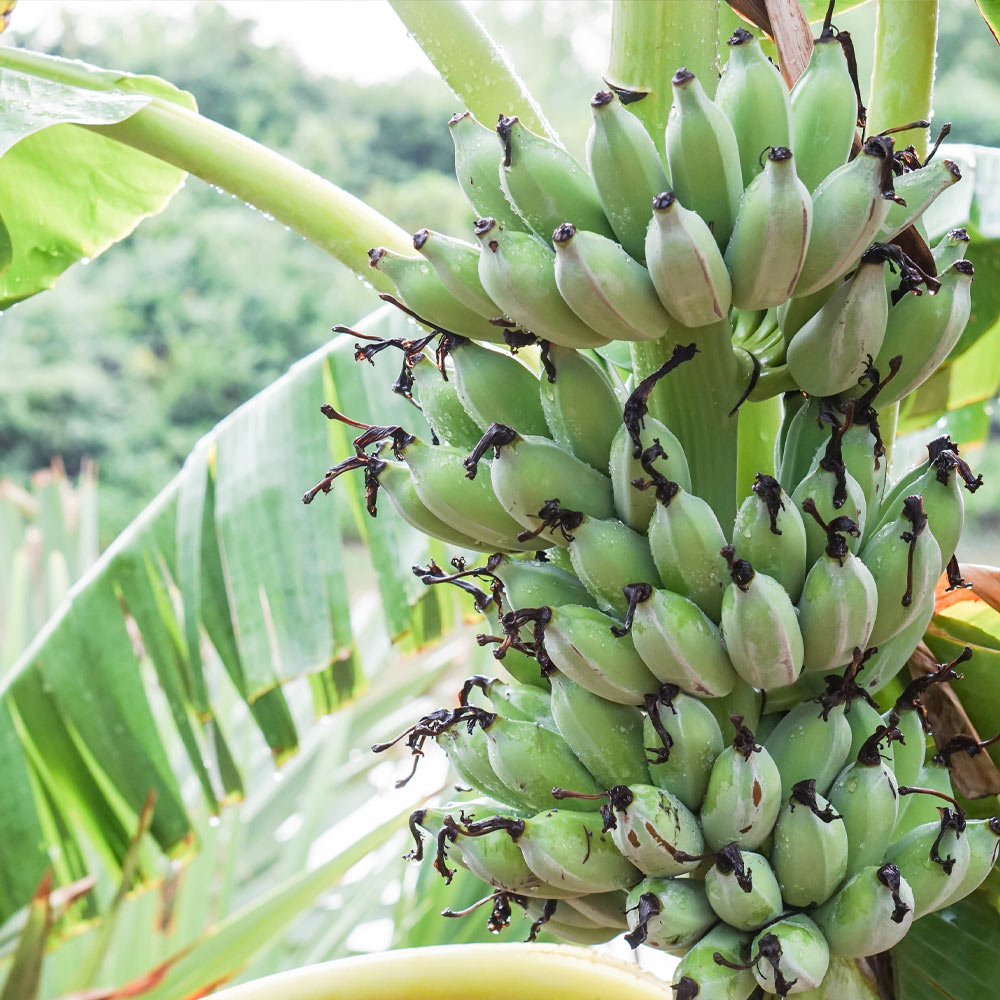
[304,16,993,998]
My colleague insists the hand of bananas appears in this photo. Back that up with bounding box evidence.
[304,17,992,998]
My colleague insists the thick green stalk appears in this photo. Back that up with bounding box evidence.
[389,0,557,141]
[605,0,720,156]
[737,396,782,503]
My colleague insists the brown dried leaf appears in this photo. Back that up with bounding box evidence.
[764,0,814,86]
[935,563,1000,615]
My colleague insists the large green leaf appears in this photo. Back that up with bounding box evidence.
[976,0,1000,43]
[0,50,196,307]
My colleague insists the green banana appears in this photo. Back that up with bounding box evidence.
[473,218,608,348]
[860,595,934,696]
[770,778,849,906]
[449,111,526,232]
[522,898,612,932]
[777,280,839,347]
[776,395,827,495]
[840,413,889,522]
[937,817,1000,908]
[732,473,808,603]
[495,115,613,240]
[551,223,671,341]
[644,684,725,811]
[486,554,594,611]
[932,227,971,269]
[562,890,629,929]
[548,673,650,788]
[707,679,764,745]
[704,843,784,932]
[789,27,859,193]
[814,863,914,958]
[892,762,956,841]
[720,548,805,690]
[585,90,670,262]
[845,697,892,766]
[877,158,963,244]
[701,718,783,851]
[624,878,716,952]
[410,355,484,451]
[793,135,897,297]
[725,147,812,310]
[716,28,792,187]
[746,915,831,996]
[645,191,733,327]
[672,924,756,1000]
[537,341,622,471]
[869,260,975,405]
[412,227,500,319]
[664,68,743,248]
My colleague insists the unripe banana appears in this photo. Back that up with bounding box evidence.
[608,418,691,532]
[665,68,743,248]
[438,722,534,811]
[793,135,897,297]
[410,356,484,451]
[368,247,506,342]
[449,111,526,232]
[770,778,849,906]
[618,583,738,698]
[845,698,892,766]
[787,246,891,397]
[704,843,784,932]
[645,191,733,327]
[548,674,650,788]
[777,395,827,495]
[701,718,783,851]
[840,417,889,521]
[790,29,859,193]
[460,676,555,729]
[449,340,548,436]
[585,90,670,262]
[716,29,792,187]
[937,817,1000,908]
[625,878,716,952]
[813,863,914,959]
[563,890,629,929]
[643,685,725,811]
[720,548,804,690]
[859,595,934,696]
[486,554,594,612]
[412,228,500,319]
[522,898,614,932]
[537,341,622,471]
[828,723,903,876]
[869,260,975,405]
[777,281,839,347]
[860,494,941,646]
[725,147,812,310]
[707,680,764,745]
[533,918,620,945]
[932,227,971,269]
[672,924,756,1000]
[876,158,963,244]
[884,809,970,918]
[892,762,956,841]
[496,115,613,240]
[797,501,877,674]
[743,914,830,996]
[732,473,808,603]
[473,218,608,348]
[551,223,671,341]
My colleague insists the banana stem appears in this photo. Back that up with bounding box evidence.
[604,0,720,155]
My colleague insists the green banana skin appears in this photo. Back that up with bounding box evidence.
[777,280,839,347]
[473,218,609,349]
[410,356,484,451]
[884,813,970,918]
[586,90,670,263]
[496,115,614,241]
[841,422,888,519]
[764,700,852,800]
[665,68,743,249]
[932,227,971,270]
[552,224,671,341]
[792,462,867,568]
[450,341,548,436]
[892,762,955,841]
[814,863,915,958]
[789,32,859,193]
[484,717,604,812]
[704,846,784,931]
[542,604,659,705]
[562,890,629,929]
[787,253,889,397]
[777,395,828,495]
[644,687,725,811]
[887,703,929,791]
[368,247,507,343]
[523,898,610,930]
[449,111,527,232]
[845,698,893,767]
[725,147,812,310]
[488,555,594,612]
[412,227,500,319]
[870,260,975,406]
[720,555,804,691]
[440,726,534,811]
[609,419,692,533]
[876,159,963,243]
[548,673,650,788]
[792,136,896,297]
[476,679,556,729]
[861,597,934,696]
[645,191,733,328]
[625,878,716,952]
[937,817,1000,908]
[750,914,830,995]
[604,783,705,877]
[771,780,849,906]
[701,723,783,851]
[716,29,792,188]
[707,680,763,745]
[758,670,827,715]
[860,495,941,646]
[628,585,738,698]
[534,919,620,945]
[672,924,756,1000]
[538,341,622,472]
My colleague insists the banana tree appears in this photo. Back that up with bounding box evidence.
[3,1,1000,998]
